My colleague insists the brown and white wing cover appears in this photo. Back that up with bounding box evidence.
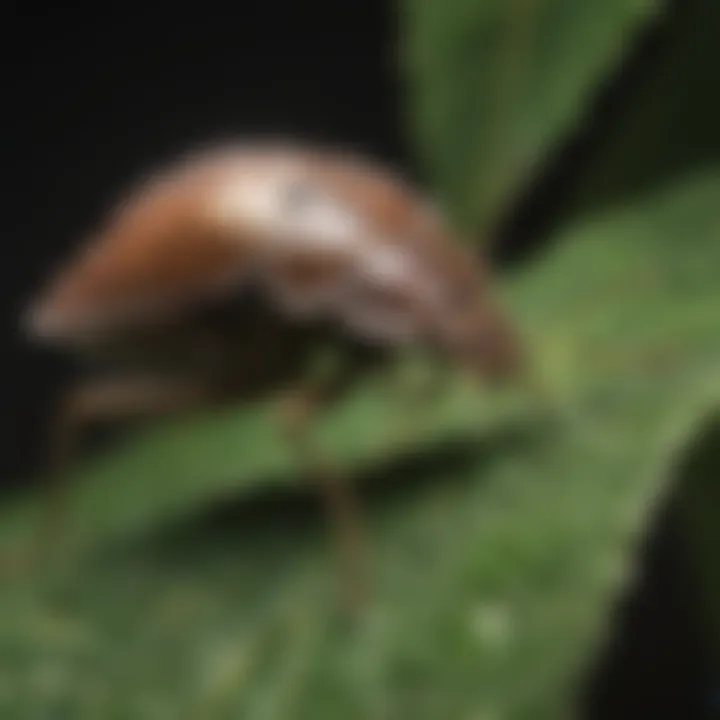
[26,141,503,360]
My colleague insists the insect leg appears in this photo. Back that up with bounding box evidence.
[277,351,369,615]
[385,352,449,443]
[2,375,217,576]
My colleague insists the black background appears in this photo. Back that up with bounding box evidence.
[0,3,714,717]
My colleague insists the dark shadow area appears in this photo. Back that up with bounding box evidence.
[497,0,720,270]
[101,420,545,564]
[581,415,720,720]
[493,0,680,269]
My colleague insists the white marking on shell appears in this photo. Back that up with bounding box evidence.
[213,173,283,229]
[358,244,415,286]
[212,167,367,256]
[355,244,450,323]
[208,158,447,346]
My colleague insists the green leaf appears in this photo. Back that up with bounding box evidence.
[1,172,719,717]
[0,368,528,561]
[400,0,664,238]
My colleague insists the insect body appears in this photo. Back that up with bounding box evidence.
[28,142,520,381]
[21,140,523,610]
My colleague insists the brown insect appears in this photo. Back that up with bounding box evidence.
[19,140,523,610]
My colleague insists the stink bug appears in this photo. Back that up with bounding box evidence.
[18,140,523,609]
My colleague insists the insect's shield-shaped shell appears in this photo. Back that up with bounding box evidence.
[208,157,483,345]
[209,160,429,338]
[340,244,431,342]
[212,164,362,317]
[25,142,517,369]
